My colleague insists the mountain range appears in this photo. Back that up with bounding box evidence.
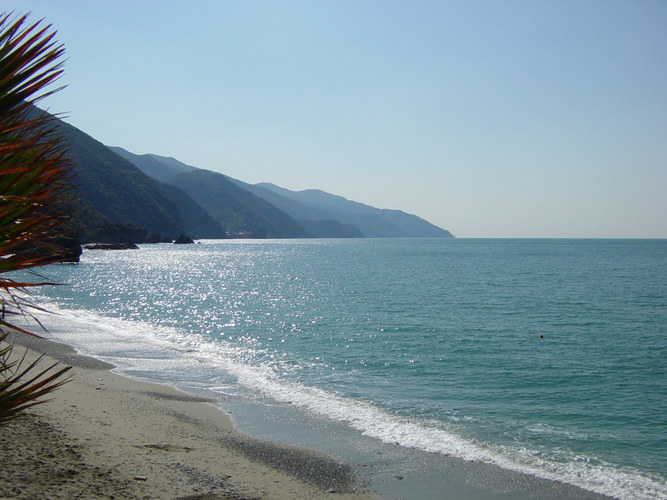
[49,109,453,243]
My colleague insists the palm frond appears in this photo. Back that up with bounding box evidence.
[0,12,73,423]
[0,333,72,424]
[0,12,73,327]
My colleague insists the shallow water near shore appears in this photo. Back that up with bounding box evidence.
[24,238,667,499]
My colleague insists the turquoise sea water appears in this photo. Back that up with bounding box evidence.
[28,239,666,499]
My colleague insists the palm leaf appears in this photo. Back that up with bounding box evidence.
[0,12,73,423]
[0,333,72,424]
[0,12,73,314]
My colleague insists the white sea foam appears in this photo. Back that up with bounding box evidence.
[28,300,667,500]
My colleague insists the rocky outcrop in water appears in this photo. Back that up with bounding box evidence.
[18,232,83,263]
[173,234,194,244]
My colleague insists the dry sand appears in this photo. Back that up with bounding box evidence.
[0,334,380,499]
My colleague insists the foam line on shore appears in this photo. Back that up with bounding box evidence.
[15,303,663,499]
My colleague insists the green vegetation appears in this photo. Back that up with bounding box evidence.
[83,132,454,240]
[0,13,72,423]
[166,169,311,238]
[109,146,197,182]
[54,119,227,242]
[57,118,187,239]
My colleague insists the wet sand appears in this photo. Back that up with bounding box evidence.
[0,333,379,499]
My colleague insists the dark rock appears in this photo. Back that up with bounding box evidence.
[173,234,194,244]
[17,232,83,263]
[56,233,84,263]
[83,243,139,250]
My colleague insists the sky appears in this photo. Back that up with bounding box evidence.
[4,1,666,238]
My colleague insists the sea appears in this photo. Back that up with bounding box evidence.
[22,238,666,499]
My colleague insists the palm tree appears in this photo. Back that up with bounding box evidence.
[0,12,73,423]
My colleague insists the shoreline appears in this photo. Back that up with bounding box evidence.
[2,332,618,500]
[1,333,379,499]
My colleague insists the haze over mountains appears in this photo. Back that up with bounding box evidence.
[112,146,453,240]
[244,182,453,239]
[50,109,453,242]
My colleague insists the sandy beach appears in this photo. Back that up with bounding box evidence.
[0,333,380,499]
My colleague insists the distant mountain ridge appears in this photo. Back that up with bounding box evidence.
[109,147,307,238]
[53,116,226,242]
[250,183,453,238]
[165,169,310,238]
[50,120,307,241]
[116,147,453,239]
[43,108,453,242]
[109,147,197,182]
[227,178,364,238]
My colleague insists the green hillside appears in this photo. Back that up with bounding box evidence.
[228,179,364,238]
[109,146,197,182]
[114,143,453,239]
[166,170,310,238]
[254,183,454,238]
[52,114,226,242]
[39,109,451,243]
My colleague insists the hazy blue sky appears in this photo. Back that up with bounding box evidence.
[5,1,666,237]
